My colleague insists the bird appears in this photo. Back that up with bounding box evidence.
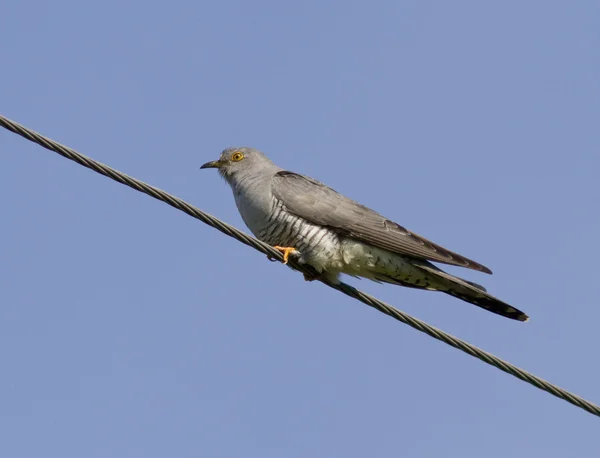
[201,147,528,322]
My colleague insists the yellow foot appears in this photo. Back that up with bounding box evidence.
[273,246,297,264]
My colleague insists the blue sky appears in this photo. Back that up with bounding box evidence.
[1,1,599,456]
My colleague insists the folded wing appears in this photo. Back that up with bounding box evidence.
[271,171,492,274]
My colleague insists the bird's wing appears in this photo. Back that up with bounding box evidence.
[271,171,492,274]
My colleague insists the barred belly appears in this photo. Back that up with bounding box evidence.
[257,202,343,272]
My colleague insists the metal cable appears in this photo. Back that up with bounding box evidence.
[1,113,598,418]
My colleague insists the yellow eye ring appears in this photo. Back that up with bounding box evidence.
[231,152,244,162]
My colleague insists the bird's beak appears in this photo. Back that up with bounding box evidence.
[200,159,222,169]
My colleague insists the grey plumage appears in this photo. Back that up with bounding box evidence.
[201,147,529,322]
[272,171,492,273]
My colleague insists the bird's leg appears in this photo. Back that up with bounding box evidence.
[302,271,323,282]
[273,246,297,264]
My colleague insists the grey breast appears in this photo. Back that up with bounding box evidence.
[232,173,340,260]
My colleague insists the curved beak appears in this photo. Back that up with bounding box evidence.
[200,160,221,169]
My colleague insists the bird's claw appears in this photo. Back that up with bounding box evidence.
[273,246,297,264]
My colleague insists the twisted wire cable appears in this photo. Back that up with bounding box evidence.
[1,114,598,418]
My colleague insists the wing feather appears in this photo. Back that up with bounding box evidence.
[271,171,492,274]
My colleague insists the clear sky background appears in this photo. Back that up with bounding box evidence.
[1,1,599,457]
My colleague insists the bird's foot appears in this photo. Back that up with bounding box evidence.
[273,246,298,264]
[303,271,323,282]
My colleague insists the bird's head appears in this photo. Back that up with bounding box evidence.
[200,147,276,182]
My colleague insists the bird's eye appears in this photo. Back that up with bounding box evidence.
[231,152,244,162]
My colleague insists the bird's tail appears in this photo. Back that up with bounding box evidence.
[417,264,529,322]
[373,264,528,321]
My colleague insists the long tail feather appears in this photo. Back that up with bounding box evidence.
[416,265,529,322]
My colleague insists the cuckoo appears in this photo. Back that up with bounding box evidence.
[201,147,528,322]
